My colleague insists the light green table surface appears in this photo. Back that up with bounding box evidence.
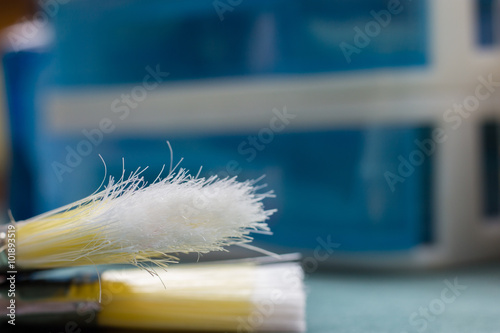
[305,265,500,333]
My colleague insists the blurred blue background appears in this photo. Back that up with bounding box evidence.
[1,0,500,262]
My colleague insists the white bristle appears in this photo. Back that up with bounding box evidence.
[99,261,306,332]
[96,169,274,253]
[250,263,306,332]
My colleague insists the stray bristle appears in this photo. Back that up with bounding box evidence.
[14,168,275,269]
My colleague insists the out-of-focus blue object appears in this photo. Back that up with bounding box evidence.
[3,50,51,220]
[37,129,433,252]
[4,0,435,255]
[477,0,500,46]
[51,0,427,85]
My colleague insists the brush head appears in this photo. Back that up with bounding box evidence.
[5,168,275,269]
[65,261,306,332]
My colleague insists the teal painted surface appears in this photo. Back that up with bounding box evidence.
[306,266,500,332]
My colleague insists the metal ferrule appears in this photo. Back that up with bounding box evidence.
[1,299,100,327]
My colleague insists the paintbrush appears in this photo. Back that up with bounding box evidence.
[0,255,305,332]
[0,166,275,269]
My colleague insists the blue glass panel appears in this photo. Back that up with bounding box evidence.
[36,127,433,252]
[50,0,428,86]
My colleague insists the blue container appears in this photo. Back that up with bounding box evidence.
[3,0,433,253]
